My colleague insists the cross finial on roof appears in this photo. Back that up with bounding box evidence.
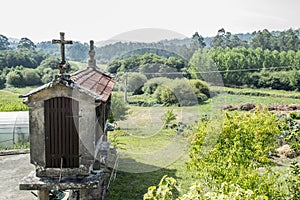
[52,32,73,74]
[88,40,96,68]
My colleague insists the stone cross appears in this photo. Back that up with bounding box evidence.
[52,32,73,73]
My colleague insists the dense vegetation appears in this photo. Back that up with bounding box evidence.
[143,110,300,199]
[1,27,299,92]
[190,47,300,89]
[95,28,299,63]
[106,28,300,95]
[0,35,80,89]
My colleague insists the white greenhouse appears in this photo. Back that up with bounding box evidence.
[0,111,29,148]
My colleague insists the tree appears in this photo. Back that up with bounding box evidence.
[66,41,89,61]
[17,37,36,50]
[191,32,206,49]
[107,60,122,73]
[211,28,248,49]
[278,29,299,51]
[127,72,147,94]
[0,35,10,50]
[6,70,24,87]
[23,68,41,86]
[250,29,274,50]
[108,94,129,122]
[188,49,219,84]
[38,56,60,69]
[210,28,226,48]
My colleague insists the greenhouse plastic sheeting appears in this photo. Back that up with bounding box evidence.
[0,111,29,148]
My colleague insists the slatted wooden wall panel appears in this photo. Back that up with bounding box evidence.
[44,97,79,168]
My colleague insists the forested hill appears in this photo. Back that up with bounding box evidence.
[93,28,299,64]
[93,30,251,63]
[4,28,298,64]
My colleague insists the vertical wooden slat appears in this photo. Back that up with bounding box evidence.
[63,98,67,167]
[45,97,79,168]
[65,98,70,167]
[74,100,79,167]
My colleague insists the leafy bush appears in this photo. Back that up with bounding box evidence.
[187,109,287,199]
[153,79,208,106]
[143,77,171,94]
[249,70,300,91]
[154,86,177,105]
[290,112,300,120]
[189,79,210,98]
[179,182,268,200]
[280,117,300,151]
[127,93,157,106]
[6,70,24,87]
[287,162,300,200]
[144,175,179,200]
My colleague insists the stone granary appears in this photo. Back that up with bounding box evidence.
[19,33,116,200]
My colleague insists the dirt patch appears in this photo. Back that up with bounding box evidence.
[222,103,300,112]
[276,144,300,158]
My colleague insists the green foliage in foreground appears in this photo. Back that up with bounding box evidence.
[187,109,286,199]
[145,110,300,199]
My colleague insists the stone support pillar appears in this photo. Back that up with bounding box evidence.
[37,190,49,200]
[80,189,90,199]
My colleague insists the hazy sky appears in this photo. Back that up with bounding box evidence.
[1,0,299,43]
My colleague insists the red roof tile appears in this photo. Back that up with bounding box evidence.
[71,67,115,102]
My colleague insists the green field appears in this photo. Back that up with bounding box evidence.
[107,89,300,199]
[0,87,40,111]
[1,86,299,198]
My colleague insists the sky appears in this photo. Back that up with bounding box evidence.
[1,0,300,43]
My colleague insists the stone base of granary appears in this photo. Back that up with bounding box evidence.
[19,170,109,200]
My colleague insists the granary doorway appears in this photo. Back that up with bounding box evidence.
[44,97,79,168]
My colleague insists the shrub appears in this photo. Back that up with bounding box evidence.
[290,112,300,120]
[144,175,179,200]
[153,79,205,106]
[143,77,171,94]
[188,109,286,198]
[161,109,177,128]
[6,70,24,87]
[286,162,300,200]
[154,86,177,105]
[190,79,209,96]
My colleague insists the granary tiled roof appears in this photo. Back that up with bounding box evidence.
[71,67,115,102]
[20,67,115,103]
